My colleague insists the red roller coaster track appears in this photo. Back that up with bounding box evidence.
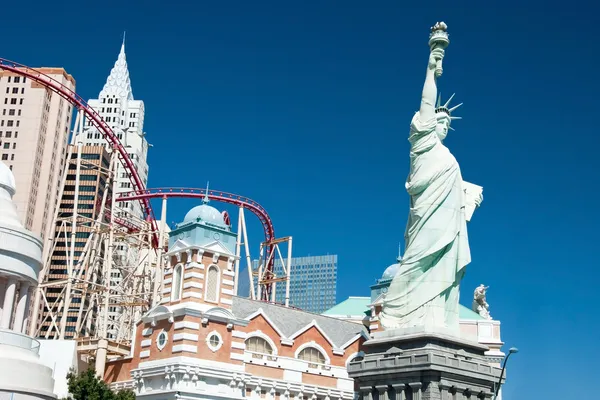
[0,58,159,246]
[0,58,277,299]
[116,188,277,300]
[116,188,275,243]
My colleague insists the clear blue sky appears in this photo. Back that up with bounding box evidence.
[2,1,597,398]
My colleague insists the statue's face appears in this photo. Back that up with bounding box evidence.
[435,117,449,141]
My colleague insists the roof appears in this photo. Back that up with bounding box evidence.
[322,297,370,318]
[232,296,368,349]
[325,296,486,321]
[100,42,133,100]
[459,305,486,320]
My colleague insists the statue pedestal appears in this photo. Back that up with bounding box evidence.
[348,329,502,400]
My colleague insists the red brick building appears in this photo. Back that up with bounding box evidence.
[105,200,367,400]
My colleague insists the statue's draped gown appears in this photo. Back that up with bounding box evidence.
[380,112,471,331]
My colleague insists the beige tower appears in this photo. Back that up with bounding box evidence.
[0,69,76,240]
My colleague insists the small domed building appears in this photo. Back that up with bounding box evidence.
[0,162,56,399]
[104,198,368,400]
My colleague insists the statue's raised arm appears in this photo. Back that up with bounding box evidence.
[418,22,448,122]
[418,50,443,122]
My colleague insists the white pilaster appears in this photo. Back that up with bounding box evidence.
[13,281,31,333]
[0,278,17,329]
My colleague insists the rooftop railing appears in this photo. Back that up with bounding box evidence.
[0,329,40,354]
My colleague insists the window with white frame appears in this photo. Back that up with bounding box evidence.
[245,336,274,356]
[206,331,223,352]
[205,265,220,302]
[156,330,168,351]
[298,347,326,365]
[172,264,183,300]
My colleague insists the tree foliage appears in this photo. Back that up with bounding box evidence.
[62,368,136,400]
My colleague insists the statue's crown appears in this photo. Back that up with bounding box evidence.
[435,93,462,122]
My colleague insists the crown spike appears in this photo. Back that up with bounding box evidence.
[450,116,462,120]
[448,103,463,113]
[449,126,455,131]
[443,93,455,108]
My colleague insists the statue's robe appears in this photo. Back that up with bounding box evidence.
[380,112,471,331]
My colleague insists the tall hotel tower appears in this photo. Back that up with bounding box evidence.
[75,40,150,339]
[0,69,75,240]
[76,40,149,212]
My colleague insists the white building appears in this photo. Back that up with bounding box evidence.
[75,39,150,339]
[0,161,56,399]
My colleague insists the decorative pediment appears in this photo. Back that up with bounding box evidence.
[369,293,385,307]
[166,239,191,254]
[384,346,403,356]
[141,305,174,325]
[202,241,235,258]
[245,308,286,339]
[289,319,335,347]
[205,306,237,320]
[340,331,371,349]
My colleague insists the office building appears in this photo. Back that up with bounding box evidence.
[0,68,75,240]
[241,254,338,314]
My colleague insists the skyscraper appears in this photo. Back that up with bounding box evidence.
[75,40,149,212]
[74,40,150,339]
[243,254,338,313]
[0,68,75,240]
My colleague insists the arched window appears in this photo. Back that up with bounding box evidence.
[297,347,326,365]
[172,264,183,300]
[245,336,274,355]
[205,265,220,303]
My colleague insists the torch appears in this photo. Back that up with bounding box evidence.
[428,22,449,78]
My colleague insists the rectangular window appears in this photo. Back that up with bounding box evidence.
[19,99,22,105]
[5,132,11,138]
[3,143,9,149]
[11,99,16,105]
[14,77,20,83]
[1,154,7,160]
[11,88,18,94]
[8,110,14,116]
[6,121,12,127]
[17,110,21,116]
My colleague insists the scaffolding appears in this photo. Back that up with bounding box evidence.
[29,110,162,369]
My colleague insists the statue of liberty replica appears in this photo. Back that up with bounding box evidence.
[380,21,483,334]
[348,23,501,400]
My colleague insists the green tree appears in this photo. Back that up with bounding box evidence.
[62,368,136,400]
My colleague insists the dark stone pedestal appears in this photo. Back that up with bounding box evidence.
[348,330,502,400]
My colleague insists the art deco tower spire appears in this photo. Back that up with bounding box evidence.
[99,37,134,100]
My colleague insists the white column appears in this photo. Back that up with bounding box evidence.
[13,281,31,333]
[0,279,6,322]
[1,278,17,329]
